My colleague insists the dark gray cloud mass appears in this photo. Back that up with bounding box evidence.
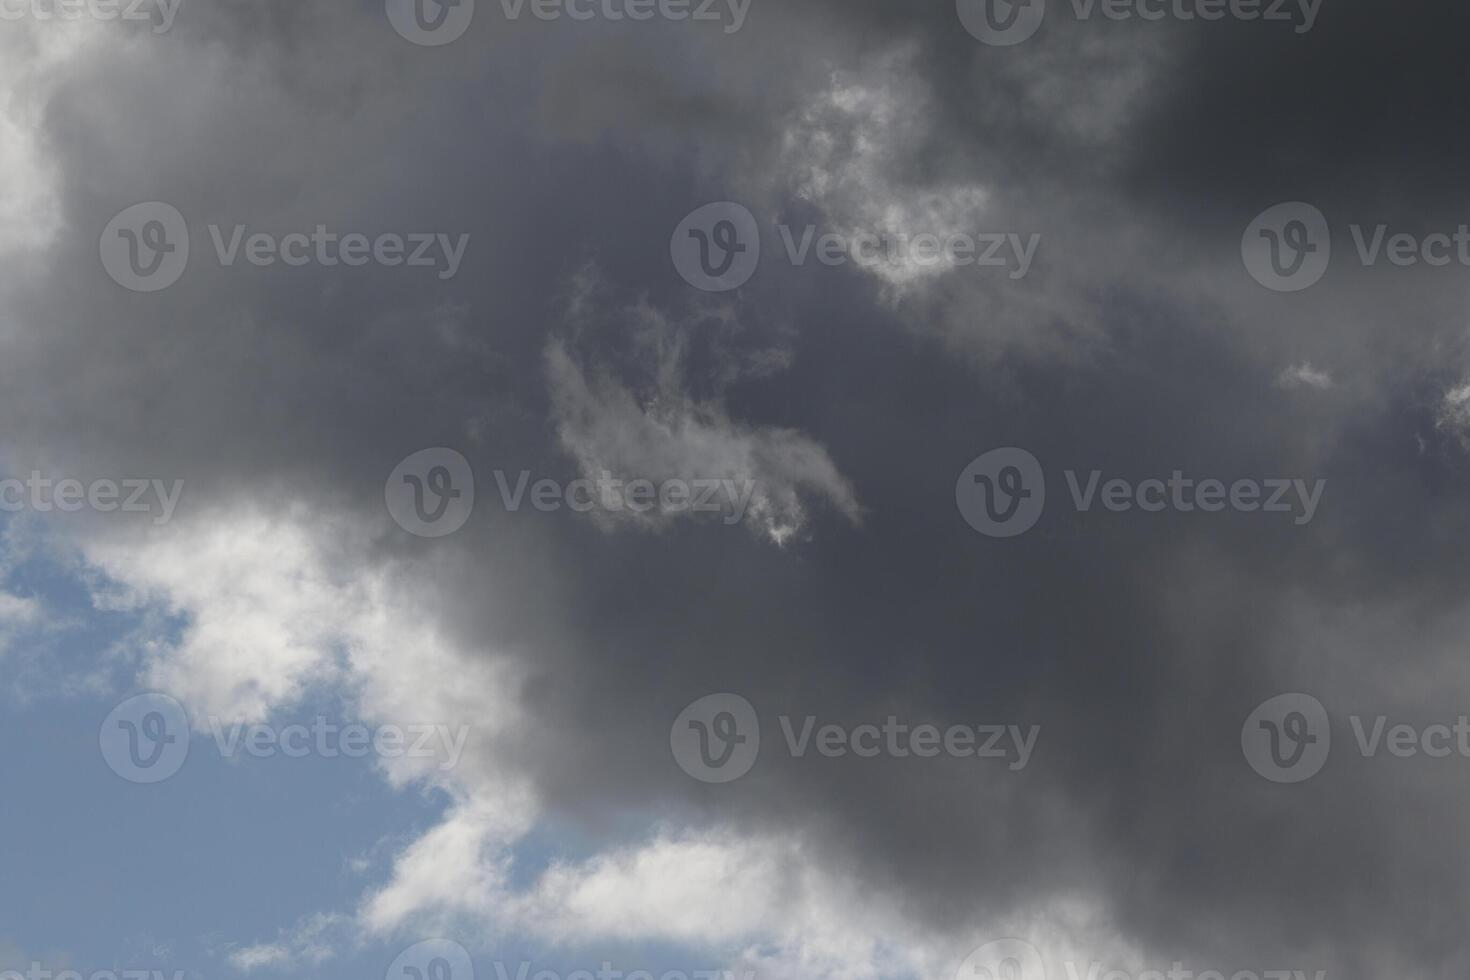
[6,0,1470,976]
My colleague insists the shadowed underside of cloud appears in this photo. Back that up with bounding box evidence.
[7,1,1470,977]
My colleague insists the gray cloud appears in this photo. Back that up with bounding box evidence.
[5,1,1470,977]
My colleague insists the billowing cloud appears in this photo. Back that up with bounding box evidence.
[5,2,1470,978]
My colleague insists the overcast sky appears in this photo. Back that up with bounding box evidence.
[2,2,1469,979]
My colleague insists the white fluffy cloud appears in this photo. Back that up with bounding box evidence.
[55,503,1141,980]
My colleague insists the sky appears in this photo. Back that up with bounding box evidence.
[3,1,1470,979]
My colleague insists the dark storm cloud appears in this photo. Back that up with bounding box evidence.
[1117,0,1470,214]
[6,1,1470,976]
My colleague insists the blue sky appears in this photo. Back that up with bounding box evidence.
[0,519,771,980]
